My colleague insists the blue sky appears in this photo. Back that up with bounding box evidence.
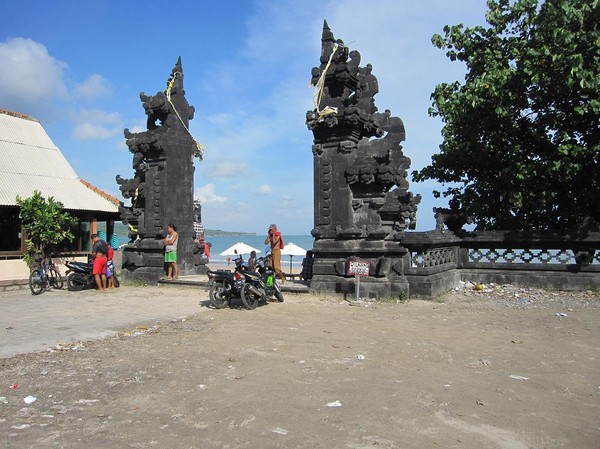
[0,0,488,234]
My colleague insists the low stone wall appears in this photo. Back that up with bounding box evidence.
[404,230,600,295]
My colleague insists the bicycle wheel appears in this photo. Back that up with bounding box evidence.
[113,274,120,288]
[49,266,64,289]
[29,269,45,295]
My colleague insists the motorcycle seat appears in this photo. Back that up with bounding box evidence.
[69,262,93,269]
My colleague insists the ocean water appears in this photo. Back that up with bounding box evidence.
[118,234,315,269]
[206,235,314,268]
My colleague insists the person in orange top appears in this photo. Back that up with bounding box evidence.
[264,224,285,284]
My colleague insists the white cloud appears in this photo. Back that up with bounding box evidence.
[73,74,112,100]
[195,184,227,204]
[0,37,68,117]
[257,184,273,195]
[205,112,236,127]
[128,125,147,134]
[72,123,119,140]
[205,159,248,179]
[71,108,122,141]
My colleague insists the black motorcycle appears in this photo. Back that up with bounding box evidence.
[207,253,245,308]
[239,252,284,310]
[65,259,120,291]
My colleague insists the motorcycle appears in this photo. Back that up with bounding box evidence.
[65,259,120,291]
[238,250,284,310]
[207,253,246,308]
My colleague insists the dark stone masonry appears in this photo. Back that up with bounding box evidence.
[306,21,421,298]
[116,58,203,282]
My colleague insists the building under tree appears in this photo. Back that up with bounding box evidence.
[0,109,120,285]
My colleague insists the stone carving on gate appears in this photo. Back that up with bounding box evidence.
[306,21,421,297]
[116,57,204,281]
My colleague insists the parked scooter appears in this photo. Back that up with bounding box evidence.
[238,250,284,310]
[207,252,246,308]
[65,259,120,291]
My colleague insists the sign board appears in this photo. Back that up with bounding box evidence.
[347,260,370,277]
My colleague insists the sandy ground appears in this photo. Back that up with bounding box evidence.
[1,285,599,448]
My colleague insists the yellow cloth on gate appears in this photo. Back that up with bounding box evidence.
[311,44,339,120]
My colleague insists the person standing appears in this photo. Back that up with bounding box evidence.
[300,250,315,281]
[163,224,179,280]
[264,224,285,284]
[106,244,115,289]
[91,233,108,292]
[248,250,257,271]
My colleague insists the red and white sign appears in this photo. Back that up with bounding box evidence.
[347,260,370,276]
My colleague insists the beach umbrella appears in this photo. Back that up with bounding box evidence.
[219,242,261,256]
[281,242,308,272]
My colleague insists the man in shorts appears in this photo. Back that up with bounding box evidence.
[91,233,108,291]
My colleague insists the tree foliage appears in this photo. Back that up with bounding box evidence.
[413,0,599,231]
[16,190,77,264]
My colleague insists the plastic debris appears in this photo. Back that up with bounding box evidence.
[509,375,529,381]
[356,354,366,361]
[272,428,289,435]
[23,395,37,404]
[555,312,568,318]
[9,384,18,390]
[11,424,31,429]
[326,400,342,407]
[0,396,8,404]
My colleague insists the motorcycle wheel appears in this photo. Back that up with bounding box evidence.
[49,266,64,290]
[240,283,260,310]
[67,273,86,291]
[113,275,120,288]
[29,269,45,295]
[209,282,229,309]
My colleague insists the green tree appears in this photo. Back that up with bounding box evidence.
[413,0,599,231]
[16,190,77,265]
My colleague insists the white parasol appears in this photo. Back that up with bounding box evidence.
[219,242,261,256]
[280,242,308,272]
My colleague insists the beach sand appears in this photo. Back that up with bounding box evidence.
[1,286,598,447]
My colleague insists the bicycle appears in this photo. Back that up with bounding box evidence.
[29,254,64,295]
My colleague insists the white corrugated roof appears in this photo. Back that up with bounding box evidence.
[0,110,120,213]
